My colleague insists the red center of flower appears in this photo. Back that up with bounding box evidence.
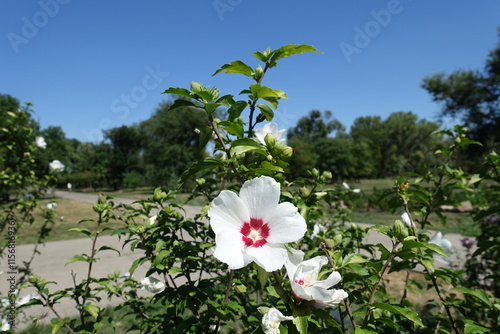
[240,218,270,247]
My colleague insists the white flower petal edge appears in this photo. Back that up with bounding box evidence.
[429,231,453,264]
[286,253,348,308]
[208,176,306,272]
[262,308,293,334]
[140,277,165,294]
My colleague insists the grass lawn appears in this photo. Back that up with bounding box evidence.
[13,197,125,245]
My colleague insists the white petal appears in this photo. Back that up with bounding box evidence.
[285,249,304,279]
[213,229,249,270]
[239,176,280,223]
[247,243,288,272]
[208,190,249,234]
[315,271,342,289]
[314,289,349,308]
[275,129,287,142]
[266,202,306,243]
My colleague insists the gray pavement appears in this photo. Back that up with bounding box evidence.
[1,191,475,331]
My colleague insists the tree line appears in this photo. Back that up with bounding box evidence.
[2,29,498,194]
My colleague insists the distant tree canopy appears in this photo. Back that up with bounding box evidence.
[286,110,441,180]
[422,29,500,164]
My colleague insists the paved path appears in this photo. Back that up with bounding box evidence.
[1,191,475,331]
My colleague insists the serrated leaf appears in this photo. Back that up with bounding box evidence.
[212,60,254,77]
[374,303,423,327]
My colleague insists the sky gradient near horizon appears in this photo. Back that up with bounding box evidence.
[1,1,499,143]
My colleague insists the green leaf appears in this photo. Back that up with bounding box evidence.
[249,84,281,99]
[178,158,225,189]
[455,287,493,308]
[84,303,100,319]
[292,315,309,334]
[374,303,424,327]
[167,99,198,112]
[268,44,322,67]
[51,318,64,334]
[168,266,183,275]
[162,87,192,98]
[67,227,91,237]
[255,263,269,289]
[257,103,274,121]
[65,254,88,265]
[97,245,120,255]
[212,60,255,77]
[230,138,268,156]
[464,319,491,333]
[342,253,367,267]
[355,328,378,334]
[219,121,244,138]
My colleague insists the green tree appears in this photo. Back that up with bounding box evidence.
[422,29,500,165]
[140,101,209,189]
[104,125,143,190]
[287,110,344,178]
[0,94,40,201]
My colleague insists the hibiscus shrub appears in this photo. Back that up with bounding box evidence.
[6,45,500,334]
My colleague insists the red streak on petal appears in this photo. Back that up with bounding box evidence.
[253,239,267,247]
[260,223,270,239]
[242,236,253,246]
[250,217,263,230]
[240,222,251,236]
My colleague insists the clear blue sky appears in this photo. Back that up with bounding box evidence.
[1,1,499,142]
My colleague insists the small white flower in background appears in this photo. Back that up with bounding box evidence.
[397,207,415,227]
[1,318,10,331]
[429,231,453,264]
[208,176,306,272]
[46,202,57,210]
[285,250,348,308]
[35,136,47,149]
[311,223,327,239]
[262,308,294,334]
[146,215,157,227]
[254,122,286,145]
[140,277,165,294]
[194,128,201,134]
[16,292,41,306]
[49,160,65,171]
[342,182,350,190]
[353,188,361,193]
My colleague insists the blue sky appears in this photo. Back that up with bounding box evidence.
[1,1,499,142]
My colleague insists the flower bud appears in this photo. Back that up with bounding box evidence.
[322,171,333,181]
[299,187,311,197]
[264,133,277,148]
